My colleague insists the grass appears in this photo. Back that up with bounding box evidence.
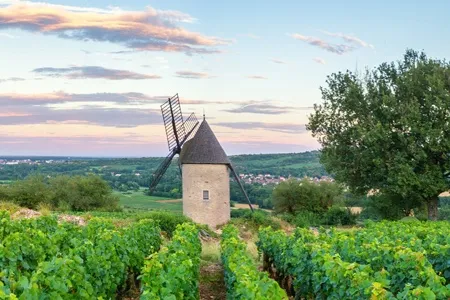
[115,190,182,212]
[0,201,21,213]
[201,240,221,266]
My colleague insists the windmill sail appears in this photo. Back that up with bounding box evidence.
[149,94,199,194]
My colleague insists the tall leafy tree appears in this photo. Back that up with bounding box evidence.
[307,50,450,220]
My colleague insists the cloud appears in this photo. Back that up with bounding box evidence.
[0,134,166,157]
[289,31,373,55]
[0,1,228,54]
[0,92,167,106]
[33,66,161,80]
[0,91,169,127]
[247,75,268,80]
[0,77,25,83]
[224,103,313,115]
[175,71,212,79]
[313,57,326,65]
[0,106,161,128]
[270,58,287,64]
[214,122,306,134]
[290,33,354,55]
[237,33,260,39]
[0,32,17,38]
[320,30,374,49]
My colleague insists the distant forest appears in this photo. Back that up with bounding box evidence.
[0,151,326,207]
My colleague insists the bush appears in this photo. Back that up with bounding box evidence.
[49,175,120,211]
[438,206,450,221]
[134,211,192,237]
[272,178,343,215]
[322,207,357,226]
[361,193,425,221]
[293,211,323,227]
[0,174,120,212]
[7,175,51,209]
[230,209,281,230]
[0,201,21,213]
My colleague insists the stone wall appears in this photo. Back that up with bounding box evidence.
[182,164,230,228]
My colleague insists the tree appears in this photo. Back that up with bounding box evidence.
[272,178,342,214]
[307,50,450,220]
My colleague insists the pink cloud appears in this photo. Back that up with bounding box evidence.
[0,2,228,54]
[290,33,354,55]
[313,57,326,65]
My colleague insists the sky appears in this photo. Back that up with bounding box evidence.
[0,0,449,157]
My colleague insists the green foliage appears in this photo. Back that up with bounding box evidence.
[279,211,321,228]
[257,221,450,299]
[0,213,161,298]
[0,152,326,208]
[230,183,274,209]
[49,174,120,211]
[134,211,192,237]
[3,174,51,209]
[230,151,326,178]
[321,206,357,226]
[221,225,287,300]
[272,178,343,214]
[439,197,450,206]
[140,223,201,299]
[0,202,21,214]
[438,206,450,220]
[230,209,281,230]
[307,49,450,220]
[0,174,120,211]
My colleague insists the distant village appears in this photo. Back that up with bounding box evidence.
[0,158,335,185]
[237,173,334,185]
[0,158,65,165]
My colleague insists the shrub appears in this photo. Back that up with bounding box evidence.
[49,175,120,211]
[322,207,357,226]
[0,174,120,212]
[231,209,280,230]
[438,206,450,221]
[134,211,192,237]
[8,175,51,209]
[272,178,343,215]
[0,201,21,214]
[292,211,322,228]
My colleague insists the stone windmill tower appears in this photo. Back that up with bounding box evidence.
[179,119,232,227]
[149,94,253,228]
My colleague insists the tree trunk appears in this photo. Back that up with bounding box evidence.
[427,196,439,221]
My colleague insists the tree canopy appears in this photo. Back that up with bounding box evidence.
[307,50,450,220]
[272,178,343,214]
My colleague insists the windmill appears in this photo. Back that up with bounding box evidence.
[149,94,253,227]
[149,93,198,193]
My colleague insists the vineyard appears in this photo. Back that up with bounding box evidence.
[0,211,163,299]
[258,221,450,299]
[1,209,449,299]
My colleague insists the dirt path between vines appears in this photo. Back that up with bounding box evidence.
[199,262,226,300]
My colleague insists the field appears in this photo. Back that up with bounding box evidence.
[2,210,449,299]
[115,190,182,212]
[0,207,449,299]
[258,221,450,299]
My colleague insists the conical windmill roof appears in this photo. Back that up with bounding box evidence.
[180,120,231,165]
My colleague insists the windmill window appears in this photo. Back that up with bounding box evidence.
[203,190,209,201]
